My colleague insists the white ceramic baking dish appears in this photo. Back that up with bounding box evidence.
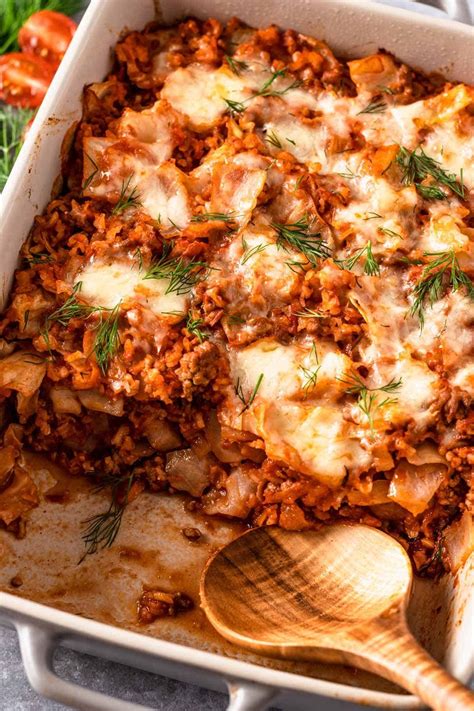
[0,1,473,709]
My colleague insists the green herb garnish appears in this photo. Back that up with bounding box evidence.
[409,249,474,327]
[94,304,121,373]
[357,99,387,115]
[224,55,248,75]
[338,371,402,434]
[396,146,465,200]
[112,175,141,214]
[235,373,264,414]
[185,313,208,343]
[144,242,211,295]
[339,241,380,276]
[80,472,134,562]
[272,216,331,265]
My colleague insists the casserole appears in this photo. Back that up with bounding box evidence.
[0,0,473,709]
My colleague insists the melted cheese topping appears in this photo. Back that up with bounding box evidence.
[79,40,474,488]
[76,261,187,316]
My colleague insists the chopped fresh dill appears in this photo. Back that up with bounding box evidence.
[397,256,424,266]
[286,137,296,146]
[94,304,121,373]
[0,105,34,190]
[45,282,99,326]
[241,238,268,264]
[228,313,246,325]
[235,373,264,414]
[396,146,465,200]
[254,68,302,98]
[337,166,357,179]
[357,99,387,115]
[223,98,246,115]
[144,242,211,295]
[82,152,99,191]
[338,371,402,434]
[272,216,331,265]
[339,241,380,276]
[224,55,248,75]
[415,184,447,200]
[363,212,382,220]
[111,175,142,214]
[134,247,144,272]
[223,67,301,115]
[80,472,134,562]
[285,258,306,274]
[185,313,208,343]
[378,226,402,240]
[191,211,237,223]
[409,249,474,327]
[299,364,321,394]
[265,130,282,149]
[377,85,395,95]
[24,251,54,266]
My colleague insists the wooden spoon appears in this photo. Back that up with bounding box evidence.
[201,524,474,710]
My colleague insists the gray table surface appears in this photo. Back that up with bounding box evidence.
[1,0,472,709]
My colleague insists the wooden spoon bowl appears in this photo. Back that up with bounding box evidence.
[201,525,474,710]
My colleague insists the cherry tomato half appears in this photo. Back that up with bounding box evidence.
[0,53,55,108]
[18,10,77,68]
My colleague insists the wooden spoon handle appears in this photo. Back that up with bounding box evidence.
[363,623,474,711]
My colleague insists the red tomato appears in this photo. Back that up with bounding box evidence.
[0,53,55,108]
[18,10,77,68]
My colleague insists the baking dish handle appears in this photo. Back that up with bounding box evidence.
[16,623,277,711]
[226,679,277,710]
[17,623,158,711]
[415,0,472,23]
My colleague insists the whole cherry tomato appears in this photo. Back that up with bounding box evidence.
[0,53,55,108]
[18,10,77,68]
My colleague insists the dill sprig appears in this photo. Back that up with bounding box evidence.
[265,130,282,149]
[80,472,134,562]
[0,105,34,190]
[272,216,331,265]
[357,98,387,115]
[235,373,264,414]
[46,282,99,326]
[94,304,121,373]
[363,212,382,221]
[144,242,211,295]
[337,166,357,179]
[223,67,301,116]
[111,175,142,214]
[339,241,380,276]
[44,284,122,371]
[409,249,474,327]
[241,238,268,264]
[0,0,84,54]
[191,211,237,223]
[299,343,321,395]
[254,68,302,98]
[338,371,402,434]
[185,313,208,343]
[378,226,402,240]
[227,313,246,325]
[24,251,54,266]
[82,152,99,191]
[223,98,246,115]
[396,146,465,200]
[224,55,248,75]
